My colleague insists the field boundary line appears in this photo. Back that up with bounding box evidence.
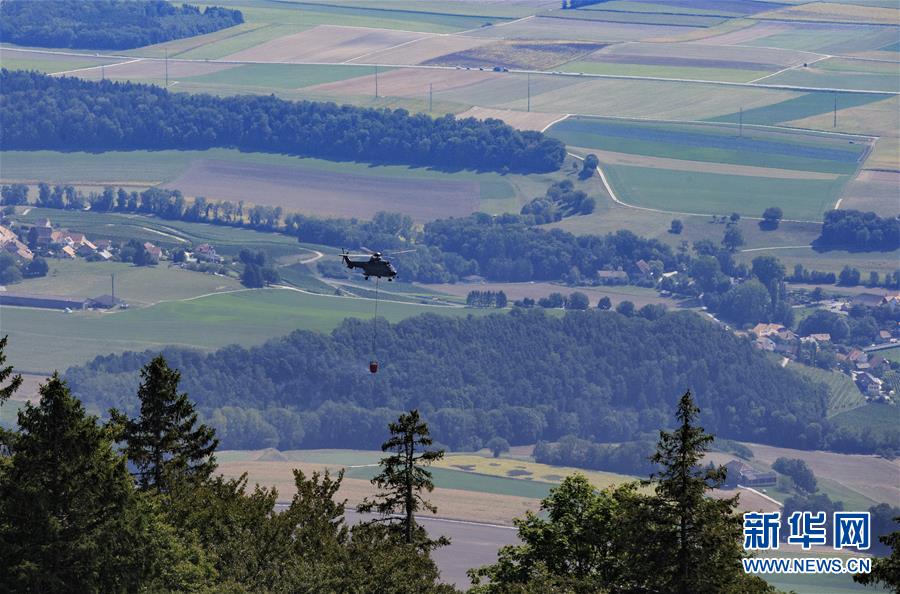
[741,245,812,253]
[567,150,823,224]
[550,112,878,141]
[738,485,782,508]
[457,14,535,36]
[540,113,571,133]
[50,57,143,77]
[271,284,465,309]
[746,54,830,84]
[344,33,433,64]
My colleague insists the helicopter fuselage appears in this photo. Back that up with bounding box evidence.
[342,254,397,280]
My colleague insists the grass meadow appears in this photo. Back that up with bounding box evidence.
[0,287,486,374]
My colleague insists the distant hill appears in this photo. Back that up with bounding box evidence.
[64,309,852,453]
[0,0,243,50]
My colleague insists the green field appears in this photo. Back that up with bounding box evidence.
[785,361,866,416]
[831,403,900,443]
[604,164,846,220]
[0,287,488,374]
[345,464,555,499]
[711,91,890,126]
[881,346,900,364]
[548,116,869,174]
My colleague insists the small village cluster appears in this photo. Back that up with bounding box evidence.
[748,297,900,402]
[0,217,225,311]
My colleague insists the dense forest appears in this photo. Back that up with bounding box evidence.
[0,70,566,173]
[65,309,846,453]
[0,0,243,50]
[817,209,900,251]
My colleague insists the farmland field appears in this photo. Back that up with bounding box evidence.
[548,117,870,174]
[1,149,575,221]
[784,361,865,416]
[604,164,845,219]
[0,287,488,374]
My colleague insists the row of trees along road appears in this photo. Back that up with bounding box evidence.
[1,337,897,592]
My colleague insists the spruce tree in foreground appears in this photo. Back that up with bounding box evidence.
[111,355,217,492]
[0,375,184,592]
[854,517,900,592]
[646,390,760,594]
[469,390,780,594]
[0,335,22,406]
[358,409,448,549]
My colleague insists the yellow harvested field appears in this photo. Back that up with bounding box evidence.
[7,373,46,403]
[307,67,493,98]
[458,106,567,131]
[217,459,539,525]
[746,443,900,507]
[758,3,900,25]
[349,34,491,65]
[223,25,430,63]
[577,147,843,181]
[437,454,642,491]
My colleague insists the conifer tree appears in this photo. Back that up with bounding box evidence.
[358,409,448,548]
[648,390,771,594]
[112,355,218,492]
[0,375,141,592]
[0,335,22,406]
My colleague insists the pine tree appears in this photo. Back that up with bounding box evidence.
[648,390,774,594]
[0,375,140,592]
[854,517,900,591]
[113,355,218,492]
[0,335,22,405]
[357,409,448,549]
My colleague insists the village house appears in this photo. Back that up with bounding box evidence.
[724,460,777,488]
[0,225,33,261]
[855,372,884,397]
[195,243,222,263]
[853,292,887,308]
[751,323,784,338]
[60,245,77,259]
[31,225,53,248]
[597,269,629,285]
[634,259,653,279]
[801,333,832,346]
[143,242,163,264]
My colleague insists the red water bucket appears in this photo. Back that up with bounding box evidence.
[369,360,379,373]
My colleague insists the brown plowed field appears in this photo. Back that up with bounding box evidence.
[162,159,479,221]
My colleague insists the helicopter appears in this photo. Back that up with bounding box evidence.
[340,247,413,281]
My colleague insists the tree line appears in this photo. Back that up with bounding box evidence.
[817,209,899,252]
[1,69,566,174]
[0,338,457,593]
[20,345,897,593]
[64,309,848,454]
[0,0,243,50]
